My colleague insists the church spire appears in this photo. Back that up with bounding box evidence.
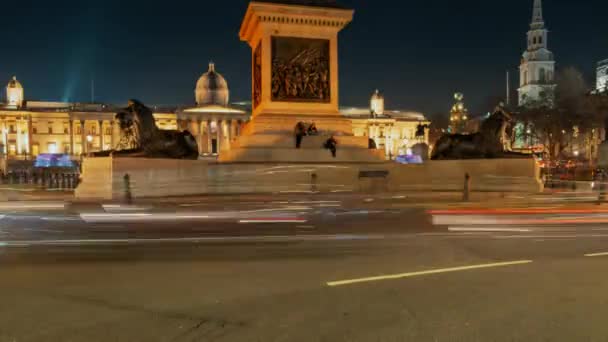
[530,0,544,29]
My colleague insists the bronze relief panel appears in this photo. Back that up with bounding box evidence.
[253,42,262,108]
[271,37,330,103]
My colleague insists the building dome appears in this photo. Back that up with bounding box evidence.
[7,76,22,89]
[195,62,229,107]
[6,76,24,107]
[370,89,384,116]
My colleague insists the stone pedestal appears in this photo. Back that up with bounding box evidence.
[598,141,608,168]
[228,2,383,163]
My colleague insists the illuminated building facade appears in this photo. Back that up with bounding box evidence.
[0,64,249,160]
[343,90,430,159]
[1,71,427,162]
[598,59,608,92]
[518,0,556,106]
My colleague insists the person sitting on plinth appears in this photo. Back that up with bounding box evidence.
[307,122,318,136]
[294,122,307,149]
[324,135,338,158]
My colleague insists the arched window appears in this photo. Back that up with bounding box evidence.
[538,36,543,45]
[523,71,528,85]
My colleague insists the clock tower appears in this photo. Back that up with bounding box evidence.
[518,0,556,107]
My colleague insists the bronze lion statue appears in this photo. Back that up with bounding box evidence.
[431,106,529,160]
[93,99,199,159]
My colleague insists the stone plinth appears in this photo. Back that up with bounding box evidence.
[240,2,354,118]
[240,114,353,136]
[75,157,390,200]
[75,157,542,200]
[225,1,386,163]
[389,158,543,193]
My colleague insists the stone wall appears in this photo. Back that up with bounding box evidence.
[75,157,542,200]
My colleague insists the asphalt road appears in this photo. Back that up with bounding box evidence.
[3,196,608,341]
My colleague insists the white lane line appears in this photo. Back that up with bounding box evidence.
[326,260,533,287]
[448,227,532,233]
[584,252,608,257]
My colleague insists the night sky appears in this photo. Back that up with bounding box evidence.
[2,0,607,119]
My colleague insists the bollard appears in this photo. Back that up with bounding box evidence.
[310,173,318,193]
[124,173,133,204]
[463,173,471,202]
[598,171,606,205]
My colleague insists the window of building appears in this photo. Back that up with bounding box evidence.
[47,142,57,154]
[105,127,112,135]
[538,36,543,45]
[523,71,528,85]
[9,144,16,155]
[48,125,53,134]
[9,125,15,134]
[76,126,81,135]
[32,126,37,134]
[91,127,96,135]
[64,124,69,134]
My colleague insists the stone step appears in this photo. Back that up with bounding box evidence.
[232,134,370,149]
[219,147,386,163]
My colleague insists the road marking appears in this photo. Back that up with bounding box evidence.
[326,260,533,287]
[448,227,532,233]
[584,252,608,257]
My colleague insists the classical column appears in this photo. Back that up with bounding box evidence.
[27,115,33,155]
[110,120,116,148]
[80,120,86,155]
[98,120,104,151]
[197,119,203,155]
[236,120,242,136]
[1,119,7,155]
[68,119,74,156]
[16,119,21,155]
[206,120,212,154]
[216,120,222,153]
[225,120,232,150]
[231,120,237,139]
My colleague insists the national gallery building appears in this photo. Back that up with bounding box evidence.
[0,65,428,161]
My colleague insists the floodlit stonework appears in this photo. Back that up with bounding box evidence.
[0,70,248,161]
[518,0,556,106]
